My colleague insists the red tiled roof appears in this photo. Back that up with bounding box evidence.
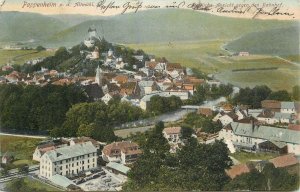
[198,107,213,116]
[163,127,182,134]
[166,63,183,71]
[288,124,300,131]
[226,164,252,179]
[102,141,141,157]
[269,154,299,168]
[261,100,281,110]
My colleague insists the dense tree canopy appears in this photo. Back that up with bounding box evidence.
[125,122,232,191]
[186,83,233,105]
[182,112,222,133]
[50,100,147,142]
[232,85,272,108]
[267,90,291,101]
[0,84,87,132]
[148,95,183,114]
[224,163,299,191]
[292,85,300,101]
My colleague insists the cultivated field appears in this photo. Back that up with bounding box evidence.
[127,41,300,91]
[0,49,54,66]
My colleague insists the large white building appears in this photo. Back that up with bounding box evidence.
[40,142,97,179]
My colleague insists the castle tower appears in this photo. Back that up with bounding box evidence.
[88,27,97,39]
[95,65,102,86]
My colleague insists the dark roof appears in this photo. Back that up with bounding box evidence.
[257,109,274,118]
[83,84,104,101]
[226,111,239,120]
[106,83,120,93]
[236,117,258,124]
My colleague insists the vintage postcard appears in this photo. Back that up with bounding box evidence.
[0,0,299,191]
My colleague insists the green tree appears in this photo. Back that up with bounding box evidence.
[224,170,266,191]
[267,90,291,101]
[36,45,46,52]
[77,123,95,137]
[18,164,29,174]
[292,85,300,101]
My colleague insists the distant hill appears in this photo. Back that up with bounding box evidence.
[49,14,104,26]
[1,10,297,48]
[225,26,299,56]
[0,11,69,42]
[49,9,296,45]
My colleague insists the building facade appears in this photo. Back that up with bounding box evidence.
[39,142,97,179]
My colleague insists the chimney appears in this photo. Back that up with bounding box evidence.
[251,118,255,132]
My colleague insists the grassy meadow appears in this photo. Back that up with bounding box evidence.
[0,135,42,166]
[0,49,54,66]
[127,41,300,91]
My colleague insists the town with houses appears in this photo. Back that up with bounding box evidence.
[0,26,299,191]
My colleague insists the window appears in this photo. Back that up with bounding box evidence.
[88,154,90,158]
[77,157,79,160]
[88,160,89,163]
[66,165,68,168]
[77,162,79,166]
[60,166,62,170]
[72,163,74,167]
[88,165,90,169]
[82,161,84,164]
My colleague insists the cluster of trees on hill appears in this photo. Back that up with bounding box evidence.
[182,112,222,133]
[147,95,183,115]
[224,163,299,191]
[0,84,87,132]
[231,85,300,108]
[50,99,147,142]
[187,83,233,105]
[0,84,147,142]
[22,38,149,75]
[124,122,233,191]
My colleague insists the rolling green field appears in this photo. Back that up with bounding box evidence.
[231,151,278,164]
[127,41,300,91]
[0,49,54,66]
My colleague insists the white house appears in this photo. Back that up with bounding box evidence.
[39,142,97,179]
[235,109,247,120]
[101,93,114,104]
[138,80,158,96]
[218,122,300,155]
[280,102,298,114]
[257,110,292,125]
[163,127,182,144]
[102,141,142,165]
[273,112,292,124]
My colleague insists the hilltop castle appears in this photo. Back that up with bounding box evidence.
[84,26,101,48]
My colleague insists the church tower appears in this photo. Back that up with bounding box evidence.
[95,65,102,86]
